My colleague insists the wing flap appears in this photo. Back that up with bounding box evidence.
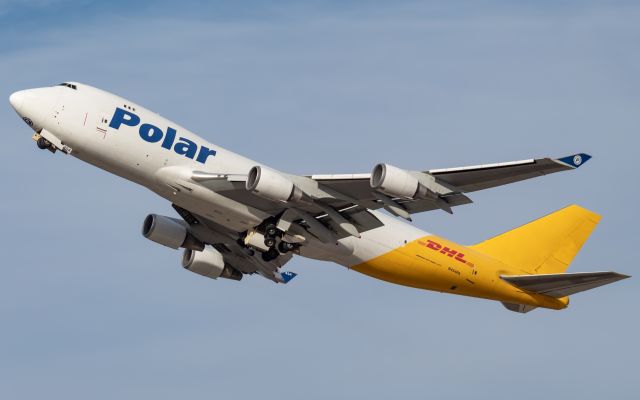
[399,192,473,214]
[501,271,630,298]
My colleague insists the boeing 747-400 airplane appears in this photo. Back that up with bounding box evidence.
[9,82,629,313]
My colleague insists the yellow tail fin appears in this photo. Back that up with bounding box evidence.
[471,205,601,274]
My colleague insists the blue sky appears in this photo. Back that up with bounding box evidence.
[1,1,638,399]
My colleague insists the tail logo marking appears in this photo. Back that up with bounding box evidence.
[418,239,475,268]
[573,155,582,165]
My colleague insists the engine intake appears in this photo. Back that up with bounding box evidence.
[182,247,243,281]
[142,214,204,251]
[370,163,422,199]
[245,166,307,203]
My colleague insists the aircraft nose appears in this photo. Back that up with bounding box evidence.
[9,88,49,131]
[9,90,25,112]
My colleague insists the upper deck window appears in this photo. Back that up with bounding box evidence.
[57,83,77,90]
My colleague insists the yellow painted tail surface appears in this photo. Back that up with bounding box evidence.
[471,205,601,274]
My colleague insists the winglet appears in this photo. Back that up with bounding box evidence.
[279,271,298,284]
[556,153,592,168]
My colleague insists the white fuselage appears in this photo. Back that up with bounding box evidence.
[10,83,428,269]
[11,83,621,311]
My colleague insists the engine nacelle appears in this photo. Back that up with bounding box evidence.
[370,163,421,199]
[182,247,243,281]
[245,165,306,203]
[142,214,204,250]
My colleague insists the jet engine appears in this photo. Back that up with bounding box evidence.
[142,214,204,250]
[182,246,243,281]
[245,166,307,203]
[370,163,425,199]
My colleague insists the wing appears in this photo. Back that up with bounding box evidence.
[191,173,385,240]
[311,153,591,218]
[159,153,590,250]
[427,153,591,192]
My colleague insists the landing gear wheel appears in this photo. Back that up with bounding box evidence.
[261,247,280,262]
[278,241,295,253]
[265,224,278,237]
[264,237,276,248]
[37,137,51,150]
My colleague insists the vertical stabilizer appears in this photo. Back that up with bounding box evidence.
[471,205,600,274]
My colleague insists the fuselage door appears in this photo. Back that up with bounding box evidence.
[96,112,109,138]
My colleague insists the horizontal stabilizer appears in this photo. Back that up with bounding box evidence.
[501,271,630,298]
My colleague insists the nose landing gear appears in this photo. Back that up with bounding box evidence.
[36,136,52,150]
[32,130,72,154]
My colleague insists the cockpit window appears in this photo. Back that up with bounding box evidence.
[57,82,77,90]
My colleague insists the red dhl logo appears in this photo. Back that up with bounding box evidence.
[418,239,475,268]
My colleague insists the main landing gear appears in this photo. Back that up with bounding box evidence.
[277,241,296,253]
[242,220,299,262]
[261,247,280,262]
[261,222,297,262]
[263,223,278,248]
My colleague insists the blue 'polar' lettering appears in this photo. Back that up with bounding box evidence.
[174,137,197,159]
[109,108,140,129]
[139,123,163,143]
[109,107,217,164]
